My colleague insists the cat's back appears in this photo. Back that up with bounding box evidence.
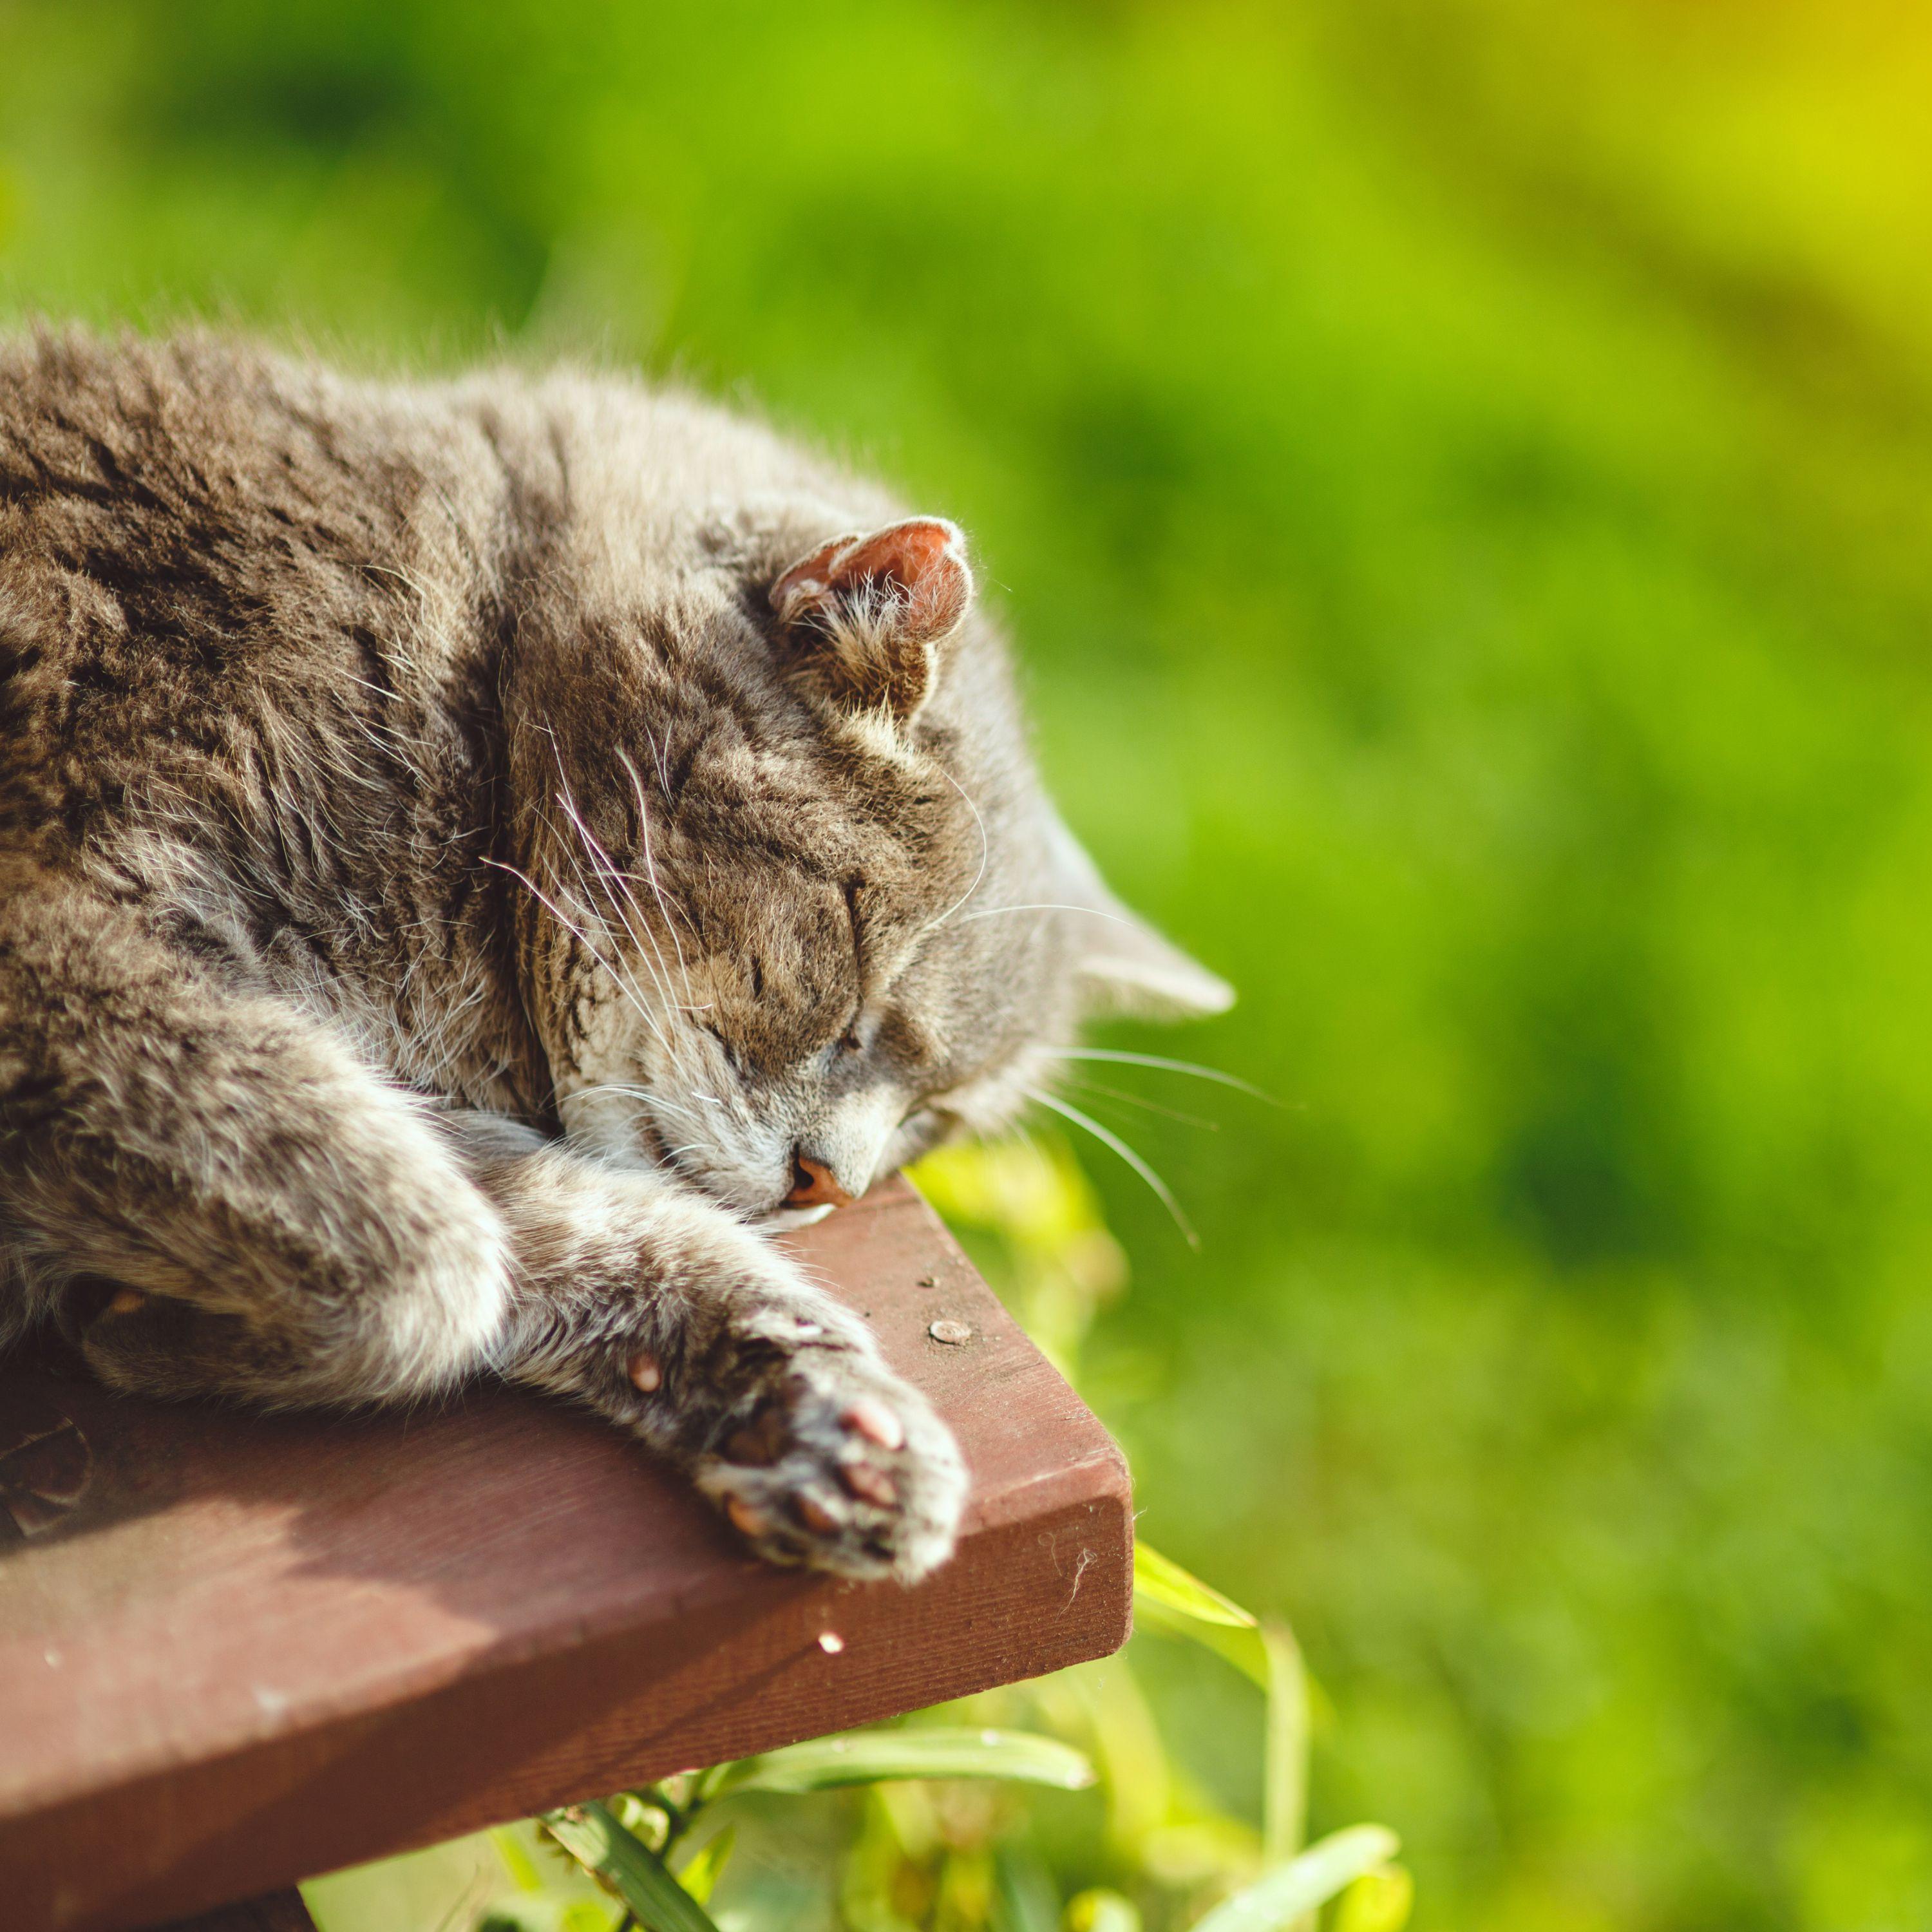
[0,327,461,626]
[0,331,520,858]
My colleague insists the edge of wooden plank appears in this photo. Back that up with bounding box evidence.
[154,1892,317,1932]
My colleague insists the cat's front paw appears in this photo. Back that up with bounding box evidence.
[522,1196,968,1581]
[679,1296,967,1583]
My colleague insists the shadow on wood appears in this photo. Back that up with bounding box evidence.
[156,1894,316,1932]
[0,1178,1133,1932]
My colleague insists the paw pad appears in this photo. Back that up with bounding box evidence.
[724,1405,788,1467]
[843,1394,905,1449]
[840,1463,897,1507]
[795,1492,841,1534]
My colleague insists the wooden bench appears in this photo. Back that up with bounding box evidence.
[0,1178,1133,1932]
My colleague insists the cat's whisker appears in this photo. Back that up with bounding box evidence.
[956,902,1139,927]
[566,1083,708,1132]
[1061,1076,1221,1132]
[1045,1048,1278,1104]
[1023,1085,1199,1249]
[544,746,692,1028]
[550,769,708,1108]
[544,795,684,1040]
[922,766,990,934]
[580,852,717,1028]
[535,728,692,1058]
[539,824,679,1061]
[483,857,670,1054]
[581,852,710,1016]
[536,787,708,1101]
[547,761,660,959]
[616,742,701,1004]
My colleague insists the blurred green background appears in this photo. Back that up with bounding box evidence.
[8,2,1932,1926]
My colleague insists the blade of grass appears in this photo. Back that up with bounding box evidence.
[1133,1544,1271,1690]
[1189,1826,1401,1932]
[1260,1618,1309,1868]
[674,1825,735,1907]
[540,1802,723,1932]
[1133,1544,1259,1629]
[714,1727,1095,1796]
[994,1843,1063,1932]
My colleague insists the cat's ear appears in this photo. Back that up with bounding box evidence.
[1048,815,1235,1020]
[770,517,972,723]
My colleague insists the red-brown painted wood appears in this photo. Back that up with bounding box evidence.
[0,1179,1132,1932]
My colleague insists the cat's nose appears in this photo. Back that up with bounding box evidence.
[786,1152,855,1210]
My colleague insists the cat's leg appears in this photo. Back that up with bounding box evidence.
[0,878,513,1408]
[442,1112,967,1583]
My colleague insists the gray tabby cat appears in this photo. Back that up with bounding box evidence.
[0,331,1228,1581]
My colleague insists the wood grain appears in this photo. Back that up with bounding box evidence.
[0,1179,1132,1932]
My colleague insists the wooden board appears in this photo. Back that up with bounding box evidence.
[0,1179,1132,1932]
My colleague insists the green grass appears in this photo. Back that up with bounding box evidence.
[8,3,1932,1925]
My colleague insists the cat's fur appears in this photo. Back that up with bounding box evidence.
[0,330,1227,1580]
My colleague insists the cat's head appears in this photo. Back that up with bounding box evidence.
[509,507,1229,1223]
